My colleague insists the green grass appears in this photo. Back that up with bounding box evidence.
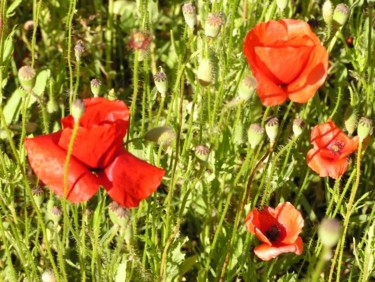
[0,0,374,281]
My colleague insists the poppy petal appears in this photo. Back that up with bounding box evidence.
[307,148,349,179]
[310,120,341,148]
[24,132,100,203]
[99,150,165,208]
[275,202,304,244]
[245,207,279,245]
[254,236,303,261]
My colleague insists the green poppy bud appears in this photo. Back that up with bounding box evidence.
[333,3,350,27]
[247,123,264,149]
[182,2,197,30]
[18,65,36,91]
[47,99,59,114]
[276,0,288,10]
[238,75,257,101]
[322,1,333,25]
[344,108,357,136]
[318,218,342,248]
[197,58,214,86]
[144,126,176,148]
[90,78,102,97]
[265,117,279,145]
[154,68,168,97]
[357,117,373,142]
[71,99,85,123]
[41,270,56,282]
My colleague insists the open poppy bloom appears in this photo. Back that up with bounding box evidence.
[307,120,358,179]
[245,202,304,261]
[25,97,165,208]
[243,19,328,106]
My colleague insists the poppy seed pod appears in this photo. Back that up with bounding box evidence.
[153,68,168,97]
[247,123,264,149]
[333,3,350,27]
[344,108,358,136]
[90,78,102,97]
[32,186,44,208]
[357,117,373,142]
[205,13,224,38]
[318,218,342,248]
[50,206,62,225]
[265,117,279,144]
[238,76,257,101]
[195,145,210,162]
[18,66,36,91]
[322,1,333,25]
[74,40,85,62]
[276,0,288,10]
[71,99,85,123]
[182,2,197,30]
[293,118,305,137]
[197,58,214,86]
[109,201,130,229]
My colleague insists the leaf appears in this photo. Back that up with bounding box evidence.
[6,0,23,17]
[32,69,51,97]
[2,28,16,63]
[115,260,127,282]
[3,88,24,125]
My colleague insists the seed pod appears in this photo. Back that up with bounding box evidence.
[32,186,44,208]
[144,126,176,148]
[195,145,210,162]
[153,68,168,97]
[71,99,85,123]
[41,270,56,282]
[182,2,197,30]
[90,78,102,97]
[205,13,224,38]
[18,66,36,91]
[333,3,350,27]
[109,201,130,229]
[74,40,85,62]
[322,1,333,25]
[265,117,279,145]
[247,123,264,149]
[318,218,342,248]
[47,99,59,114]
[197,58,214,86]
[238,75,257,101]
[50,206,62,225]
[357,117,373,142]
[292,118,305,137]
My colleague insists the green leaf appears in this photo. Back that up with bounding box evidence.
[2,28,16,63]
[6,0,23,17]
[3,88,24,125]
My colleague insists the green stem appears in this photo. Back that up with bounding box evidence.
[31,0,42,68]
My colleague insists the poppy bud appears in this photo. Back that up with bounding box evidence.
[238,75,257,101]
[41,270,56,282]
[322,1,333,25]
[276,0,288,11]
[144,126,176,148]
[108,201,130,229]
[333,3,350,27]
[247,123,264,149]
[74,40,85,62]
[18,65,36,91]
[71,99,85,123]
[344,108,357,136]
[265,117,279,145]
[182,2,197,30]
[357,117,373,142]
[47,99,59,114]
[293,118,305,137]
[153,68,168,97]
[318,218,342,248]
[90,78,102,97]
[233,123,244,145]
[195,145,210,162]
[32,186,44,208]
[197,58,214,86]
[205,13,224,38]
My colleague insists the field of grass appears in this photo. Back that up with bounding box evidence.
[0,0,374,281]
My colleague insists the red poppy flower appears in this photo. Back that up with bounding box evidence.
[245,202,304,261]
[243,19,328,106]
[307,120,358,179]
[25,97,165,208]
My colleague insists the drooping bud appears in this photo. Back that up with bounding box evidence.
[238,75,257,101]
[108,201,130,229]
[357,117,373,142]
[276,0,288,11]
[265,117,279,145]
[322,1,333,25]
[153,68,168,97]
[318,218,342,248]
[74,40,85,62]
[90,78,102,97]
[71,99,85,123]
[32,186,44,208]
[182,2,197,30]
[247,123,264,149]
[205,13,224,38]
[41,270,56,282]
[18,66,36,91]
[292,118,305,137]
[144,126,176,148]
[197,58,214,86]
[344,108,357,136]
[333,3,350,28]
[195,145,210,162]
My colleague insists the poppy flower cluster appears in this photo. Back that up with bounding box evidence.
[245,202,304,261]
[25,97,165,208]
[307,120,359,179]
[243,19,328,106]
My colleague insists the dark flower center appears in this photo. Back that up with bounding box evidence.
[265,225,281,242]
[278,84,287,89]
[328,140,344,154]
